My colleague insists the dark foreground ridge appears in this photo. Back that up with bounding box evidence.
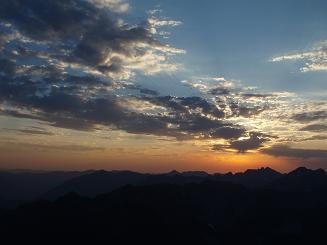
[1,167,327,244]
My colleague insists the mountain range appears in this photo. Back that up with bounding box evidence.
[1,166,327,243]
[1,167,327,207]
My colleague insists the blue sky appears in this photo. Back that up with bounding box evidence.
[132,0,327,94]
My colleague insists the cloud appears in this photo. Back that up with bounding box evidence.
[86,0,130,12]
[0,0,217,141]
[300,124,327,132]
[146,10,183,38]
[0,142,105,152]
[303,135,327,141]
[148,17,182,28]
[210,126,245,140]
[292,110,327,122]
[211,132,273,153]
[229,103,266,118]
[3,128,54,136]
[0,89,247,141]
[271,40,327,72]
[241,93,273,98]
[0,109,45,121]
[139,88,159,96]
[0,0,184,81]
[142,96,225,119]
[229,132,271,152]
[261,144,327,159]
[180,76,274,119]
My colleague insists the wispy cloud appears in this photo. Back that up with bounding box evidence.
[271,40,327,72]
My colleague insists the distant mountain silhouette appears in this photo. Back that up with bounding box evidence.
[1,167,327,208]
[44,170,206,199]
[43,170,146,199]
[0,170,89,203]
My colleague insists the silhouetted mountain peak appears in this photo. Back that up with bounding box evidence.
[244,167,280,175]
[166,170,180,176]
[289,166,309,175]
[315,168,326,175]
[288,167,326,177]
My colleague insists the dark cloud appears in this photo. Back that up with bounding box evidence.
[3,128,54,136]
[125,84,160,96]
[0,0,182,83]
[139,88,159,96]
[208,87,230,95]
[241,93,273,98]
[229,132,270,152]
[292,111,327,122]
[303,135,327,141]
[261,145,327,159]
[145,96,225,119]
[179,97,225,117]
[1,109,96,131]
[0,142,105,152]
[229,102,266,118]
[46,115,96,131]
[300,124,327,132]
[0,109,45,121]
[1,90,239,140]
[211,126,245,139]
[0,0,96,41]
[211,132,273,153]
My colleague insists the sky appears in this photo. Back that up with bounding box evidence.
[0,0,326,173]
